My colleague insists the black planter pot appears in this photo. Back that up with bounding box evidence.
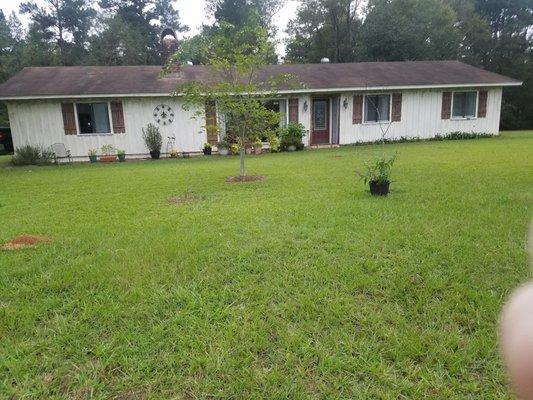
[203,148,212,155]
[369,181,390,196]
[89,155,97,163]
[118,154,126,162]
[150,150,160,160]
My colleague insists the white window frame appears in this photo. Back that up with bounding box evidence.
[74,101,114,136]
[451,90,478,120]
[363,93,392,124]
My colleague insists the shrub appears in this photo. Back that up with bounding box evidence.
[279,123,306,151]
[142,123,163,152]
[230,143,240,155]
[88,148,98,156]
[12,144,53,166]
[269,135,280,153]
[217,141,229,149]
[203,143,212,150]
[358,154,396,184]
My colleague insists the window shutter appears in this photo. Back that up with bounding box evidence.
[110,101,126,133]
[477,90,488,118]
[391,93,402,122]
[353,95,363,124]
[205,100,218,145]
[288,98,299,124]
[61,103,77,135]
[441,92,452,119]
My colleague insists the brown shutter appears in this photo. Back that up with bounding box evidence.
[205,100,218,145]
[477,90,488,118]
[110,101,126,133]
[353,95,363,124]
[441,92,452,119]
[61,103,77,135]
[391,93,402,122]
[288,98,299,124]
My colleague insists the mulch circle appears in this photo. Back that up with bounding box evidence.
[226,176,266,183]
[1,234,53,250]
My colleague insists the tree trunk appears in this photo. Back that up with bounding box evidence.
[240,146,245,177]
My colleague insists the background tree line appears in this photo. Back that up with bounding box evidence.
[0,0,532,129]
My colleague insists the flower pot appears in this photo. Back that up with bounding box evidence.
[254,146,262,155]
[99,155,116,163]
[288,145,297,152]
[203,148,212,155]
[219,148,229,156]
[118,154,126,162]
[149,150,160,160]
[89,155,97,163]
[369,181,390,196]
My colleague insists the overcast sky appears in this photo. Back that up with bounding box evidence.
[0,0,300,55]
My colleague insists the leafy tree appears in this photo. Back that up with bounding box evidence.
[285,0,362,63]
[206,0,284,33]
[175,25,291,178]
[360,0,461,61]
[19,0,96,65]
[94,0,187,65]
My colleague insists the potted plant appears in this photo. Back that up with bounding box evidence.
[217,141,230,156]
[142,123,163,159]
[169,149,178,158]
[358,154,396,196]
[203,143,212,155]
[99,144,116,163]
[88,148,98,163]
[279,123,306,152]
[117,149,126,162]
[253,139,263,155]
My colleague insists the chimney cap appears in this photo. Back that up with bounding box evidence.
[320,57,330,64]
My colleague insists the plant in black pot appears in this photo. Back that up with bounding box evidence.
[88,148,98,163]
[203,143,212,155]
[117,149,126,162]
[142,123,162,160]
[358,154,396,196]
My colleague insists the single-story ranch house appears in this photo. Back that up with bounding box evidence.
[0,47,522,159]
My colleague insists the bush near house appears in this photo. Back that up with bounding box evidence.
[279,123,306,151]
[0,131,531,399]
[11,144,53,166]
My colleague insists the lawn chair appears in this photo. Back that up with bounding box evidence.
[51,143,73,165]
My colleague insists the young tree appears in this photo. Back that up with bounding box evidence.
[173,25,292,178]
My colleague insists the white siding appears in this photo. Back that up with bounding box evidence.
[7,97,206,158]
[6,88,504,157]
[338,88,502,144]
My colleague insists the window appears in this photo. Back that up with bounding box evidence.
[364,94,391,123]
[76,103,111,134]
[452,91,477,119]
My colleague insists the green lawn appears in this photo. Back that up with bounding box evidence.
[1,131,532,399]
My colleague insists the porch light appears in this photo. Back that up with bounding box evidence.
[303,101,308,112]
[343,98,349,109]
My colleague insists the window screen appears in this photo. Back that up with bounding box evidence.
[77,103,111,134]
[452,92,477,119]
[364,95,391,123]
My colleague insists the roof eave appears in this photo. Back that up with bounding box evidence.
[0,81,523,101]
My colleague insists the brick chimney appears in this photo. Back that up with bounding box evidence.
[160,28,180,72]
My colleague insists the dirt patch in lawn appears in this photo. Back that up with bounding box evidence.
[226,175,266,183]
[167,194,202,205]
[1,234,52,250]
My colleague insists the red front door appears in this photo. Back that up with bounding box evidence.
[311,99,330,144]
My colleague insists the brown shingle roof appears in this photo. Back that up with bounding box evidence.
[0,61,521,99]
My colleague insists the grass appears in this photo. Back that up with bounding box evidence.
[0,131,532,399]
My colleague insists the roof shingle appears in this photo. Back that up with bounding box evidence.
[0,61,521,99]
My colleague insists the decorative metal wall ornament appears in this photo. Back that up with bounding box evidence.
[153,104,175,126]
